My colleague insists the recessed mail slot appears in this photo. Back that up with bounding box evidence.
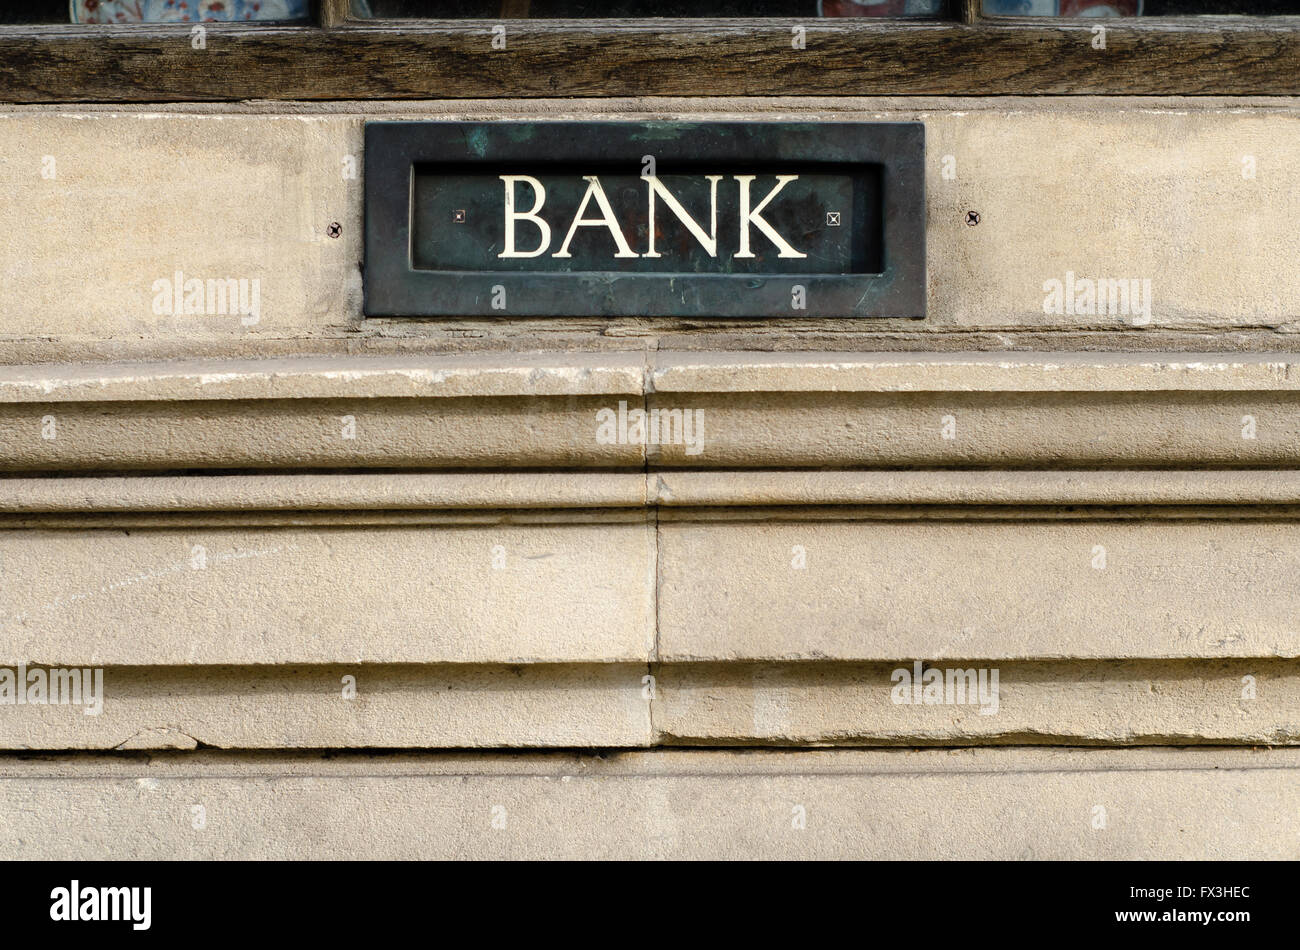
[364,121,925,318]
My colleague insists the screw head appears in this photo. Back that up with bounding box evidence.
[965,210,980,227]
[327,222,342,238]
[453,209,467,223]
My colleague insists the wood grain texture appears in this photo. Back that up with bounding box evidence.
[3,19,1300,101]
[319,0,352,26]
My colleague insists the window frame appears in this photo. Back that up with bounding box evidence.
[2,0,1299,101]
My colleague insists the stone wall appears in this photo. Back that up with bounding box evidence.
[1,99,1296,858]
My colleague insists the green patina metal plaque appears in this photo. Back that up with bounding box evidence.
[364,121,925,318]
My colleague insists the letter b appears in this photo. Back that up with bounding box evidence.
[498,176,551,258]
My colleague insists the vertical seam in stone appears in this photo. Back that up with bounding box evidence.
[646,345,661,746]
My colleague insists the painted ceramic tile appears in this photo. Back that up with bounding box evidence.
[71,0,310,22]
[819,0,945,13]
[982,0,1142,13]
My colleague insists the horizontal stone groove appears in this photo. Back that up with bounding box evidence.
[1,746,1289,778]
[0,660,1292,752]
[0,748,1294,859]
[10,470,1300,513]
[11,332,1300,368]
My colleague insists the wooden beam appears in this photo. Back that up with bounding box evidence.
[320,0,354,27]
[3,18,1299,101]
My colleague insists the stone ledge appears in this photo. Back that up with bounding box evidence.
[0,473,647,512]
[659,519,1300,661]
[0,354,646,403]
[0,748,1293,859]
[1,506,1297,665]
[1,352,1295,403]
[0,664,653,752]
[0,522,657,666]
[655,659,1300,747]
[0,660,1293,751]
[654,470,1300,508]
[652,352,1300,393]
[0,353,1297,471]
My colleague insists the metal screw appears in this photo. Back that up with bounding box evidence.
[965,211,980,227]
[453,209,467,223]
[327,222,342,238]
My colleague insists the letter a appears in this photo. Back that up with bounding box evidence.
[553,176,639,259]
